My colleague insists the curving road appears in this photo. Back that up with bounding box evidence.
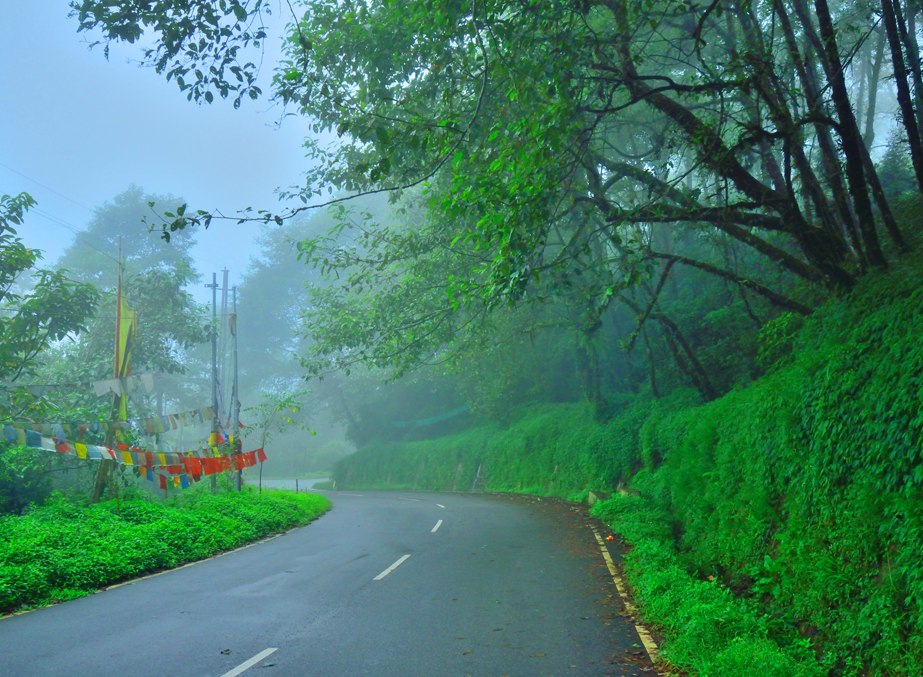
[0,491,656,676]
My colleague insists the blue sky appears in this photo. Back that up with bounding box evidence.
[1,1,317,300]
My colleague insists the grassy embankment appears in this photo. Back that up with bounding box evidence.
[0,488,330,615]
[332,261,923,677]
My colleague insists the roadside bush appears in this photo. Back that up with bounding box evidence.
[592,496,823,677]
[0,488,330,613]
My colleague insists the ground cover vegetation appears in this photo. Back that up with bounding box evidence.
[0,488,330,614]
[2,0,917,673]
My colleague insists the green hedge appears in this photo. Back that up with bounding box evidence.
[591,496,823,677]
[0,489,330,613]
[334,397,687,497]
[334,261,923,676]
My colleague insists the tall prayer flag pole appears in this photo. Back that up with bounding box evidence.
[207,272,218,493]
[91,238,136,505]
[232,286,241,491]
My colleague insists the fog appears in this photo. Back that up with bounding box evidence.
[1,0,313,301]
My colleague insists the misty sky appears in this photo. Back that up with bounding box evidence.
[1,1,318,300]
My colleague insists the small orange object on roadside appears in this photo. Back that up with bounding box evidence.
[606,535,615,541]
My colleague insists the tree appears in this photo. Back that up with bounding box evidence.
[0,193,99,512]
[0,193,98,390]
[56,185,198,286]
[68,0,922,411]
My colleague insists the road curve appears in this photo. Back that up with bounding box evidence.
[0,491,654,676]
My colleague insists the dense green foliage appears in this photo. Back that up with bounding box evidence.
[333,398,655,494]
[591,497,823,677]
[0,489,330,614]
[333,261,923,676]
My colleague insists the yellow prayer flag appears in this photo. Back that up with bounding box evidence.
[121,450,133,465]
[158,453,167,465]
[75,443,88,459]
[115,294,138,379]
[114,290,138,422]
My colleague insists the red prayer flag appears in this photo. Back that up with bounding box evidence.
[158,475,167,490]
[256,448,267,463]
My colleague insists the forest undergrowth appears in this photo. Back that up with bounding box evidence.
[0,488,330,615]
[333,259,923,677]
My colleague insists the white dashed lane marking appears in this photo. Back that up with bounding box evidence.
[436,504,445,508]
[431,520,443,533]
[373,555,411,581]
[220,648,278,677]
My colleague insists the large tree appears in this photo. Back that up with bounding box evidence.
[69,0,921,406]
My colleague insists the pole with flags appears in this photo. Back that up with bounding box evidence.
[207,272,218,493]
[91,238,137,505]
[232,285,241,491]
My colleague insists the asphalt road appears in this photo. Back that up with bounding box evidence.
[0,490,656,677]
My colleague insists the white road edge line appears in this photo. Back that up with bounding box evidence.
[220,647,278,677]
[431,519,443,533]
[590,526,662,670]
[397,497,421,502]
[436,504,445,508]
[374,554,411,580]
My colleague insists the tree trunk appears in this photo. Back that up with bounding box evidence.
[642,329,660,399]
[814,0,888,268]
[899,3,923,135]
[785,0,867,261]
[859,137,911,251]
[865,25,887,150]
[882,0,923,195]
[653,312,718,402]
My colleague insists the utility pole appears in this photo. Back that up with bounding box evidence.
[207,272,218,493]
[91,237,122,505]
[220,269,229,488]
[232,285,241,491]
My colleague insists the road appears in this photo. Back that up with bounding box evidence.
[0,491,656,677]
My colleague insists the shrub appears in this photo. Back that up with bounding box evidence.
[0,488,330,613]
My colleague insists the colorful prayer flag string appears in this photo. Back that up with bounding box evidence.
[1,407,218,442]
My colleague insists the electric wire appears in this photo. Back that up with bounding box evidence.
[0,161,95,212]
[2,160,238,285]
